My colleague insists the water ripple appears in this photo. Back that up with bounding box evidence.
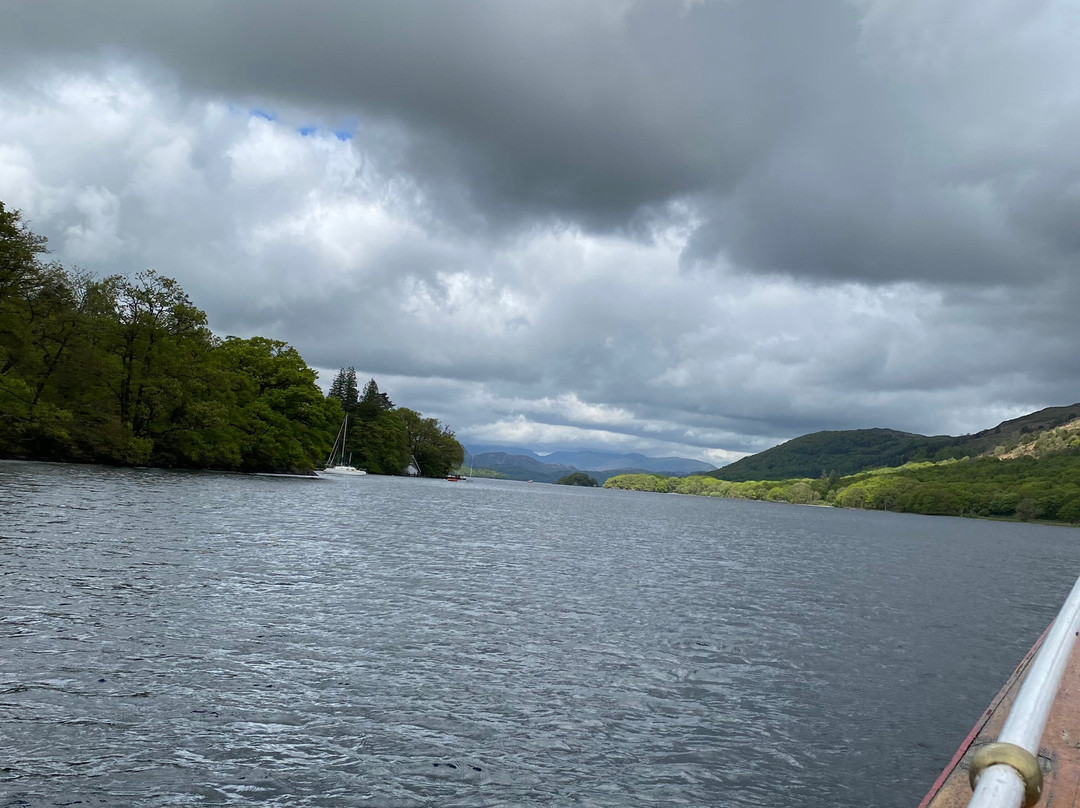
[2,460,1079,807]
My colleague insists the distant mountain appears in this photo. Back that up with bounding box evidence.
[466,445,714,476]
[707,404,1080,482]
[539,450,714,474]
[472,406,1080,486]
[467,452,578,483]
[466,444,545,461]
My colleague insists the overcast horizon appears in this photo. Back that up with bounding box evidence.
[2,1,1078,465]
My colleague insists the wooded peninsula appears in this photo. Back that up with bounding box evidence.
[606,411,1080,525]
[0,201,463,476]
[7,196,1078,519]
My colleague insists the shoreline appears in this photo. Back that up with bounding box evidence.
[604,475,1080,528]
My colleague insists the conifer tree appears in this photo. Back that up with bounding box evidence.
[357,377,393,421]
[328,367,359,412]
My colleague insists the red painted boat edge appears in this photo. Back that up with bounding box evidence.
[916,624,1051,808]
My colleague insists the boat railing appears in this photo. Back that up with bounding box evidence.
[966,573,1080,808]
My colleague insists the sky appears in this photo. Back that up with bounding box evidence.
[1,0,1078,466]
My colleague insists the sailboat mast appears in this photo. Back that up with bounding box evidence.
[341,414,348,465]
[326,413,349,467]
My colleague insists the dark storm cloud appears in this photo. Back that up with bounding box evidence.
[3,0,1072,291]
[3,0,1076,288]
[0,3,843,232]
[2,0,1078,461]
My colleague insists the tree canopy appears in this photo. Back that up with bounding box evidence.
[395,407,464,478]
[607,449,1080,525]
[557,472,599,487]
[328,367,359,412]
[0,201,463,475]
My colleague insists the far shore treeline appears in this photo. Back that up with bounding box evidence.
[0,201,462,476]
[8,196,1080,518]
[605,417,1080,525]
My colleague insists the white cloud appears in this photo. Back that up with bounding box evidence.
[65,186,126,262]
[2,3,1079,466]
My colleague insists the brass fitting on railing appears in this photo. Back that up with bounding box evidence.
[969,742,1043,808]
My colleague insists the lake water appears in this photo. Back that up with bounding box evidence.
[2,460,1079,807]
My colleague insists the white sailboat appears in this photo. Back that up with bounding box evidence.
[320,414,367,476]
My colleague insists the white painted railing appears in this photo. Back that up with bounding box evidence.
[968,573,1080,808]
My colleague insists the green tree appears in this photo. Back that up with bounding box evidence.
[0,267,81,456]
[0,202,359,473]
[348,409,410,474]
[92,270,215,461]
[557,472,599,486]
[836,485,868,509]
[0,202,49,303]
[0,204,58,455]
[1059,496,1080,525]
[356,377,393,422]
[605,473,674,493]
[903,485,961,516]
[397,407,464,477]
[328,367,359,412]
[988,491,1020,516]
[1015,497,1040,522]
[784,481,819,504]
[214,336,340,472]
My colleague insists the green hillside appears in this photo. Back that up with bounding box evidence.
[608,406,1080,524]
[950,405,1080,456]
[708,428,955,482]
[709,405,1080,482]
[469,452,579,483]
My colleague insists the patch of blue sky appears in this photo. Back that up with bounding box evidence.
[251,109,276,121]
[296,125,353,140]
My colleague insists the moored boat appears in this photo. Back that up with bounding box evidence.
[446,453,471,481]
[320,414,367,476]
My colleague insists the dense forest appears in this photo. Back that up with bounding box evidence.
[555,472,599,487]
[323,369,462,477]
[0,201,461,475]
[607,417,1080,525]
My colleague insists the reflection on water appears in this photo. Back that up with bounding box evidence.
[1,460,1078,807]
